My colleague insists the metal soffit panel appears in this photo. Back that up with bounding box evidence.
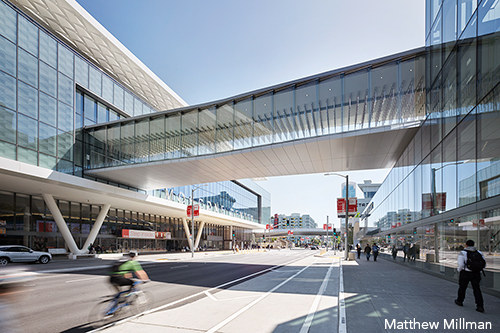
[9,0,188,111]
[86,126,420,190]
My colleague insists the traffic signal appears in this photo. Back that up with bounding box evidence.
[232,231,235,237]
[413,228,417,234]
[333,228,336,235]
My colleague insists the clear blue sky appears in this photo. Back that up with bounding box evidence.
[76,0,425,227]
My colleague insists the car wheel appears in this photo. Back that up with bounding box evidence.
[39,255,50,264]
[0,257,9,266]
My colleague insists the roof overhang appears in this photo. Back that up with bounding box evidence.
[7,0,188,111]
[0,157,262,229]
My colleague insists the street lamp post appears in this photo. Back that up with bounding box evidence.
[325,172,349,260]
[191,184,207,258]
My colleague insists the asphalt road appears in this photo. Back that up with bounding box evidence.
[10,250,313,333]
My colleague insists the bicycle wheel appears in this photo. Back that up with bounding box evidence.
[88,299,117,328]
[131,290,154,315]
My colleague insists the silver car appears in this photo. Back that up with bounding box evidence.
[0,245,52,265]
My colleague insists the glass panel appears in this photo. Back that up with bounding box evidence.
[74,56,88,88]
[319,76,342,133]
[443,0,458,59]
[216,103,234,152]
[181,110,198,156]
[57,101,73,132]
[97,102,107,123]
[297,82,318,136]
[18,48,38,88]
[457,111,477,206]
[58,45,73,79]
[478,0,500,36]
[0,140,16,159]
[0,106,16,144]
[442,49,457,138]
[0,0,17,43]
[458,0,477,35]
[18,15,38,56]
[39,61,57,97]
[106,124,121,166]
[17,146,37,165]
[39,122,56,156]
[114,84,124,110]
[274,87,294,142]
[165,113,180,158]
[84,94,96,122]
[18,113,38,149]
[135,119,149,163]
[234,98,253,149]
[89,66,101,95]
[102,75,113,102]
[39,32,57,68]
[18,81,38,119]
[39,153,56,169]
[57,130,73,161]
[0,35,16,76]
[477,84,500,200]
[345,70,369,130]
[124,91,134,115]
[253,93,272,145]
[458,32,476,118]
[39,92,57,127]
[58,73,73,106]
[371,65,398,126]
[150,117,165,161]
[134,98,143,116]
[120,122,135,163]
[198,107,216,155]
[109,109,119,121]
[477,26,500,102]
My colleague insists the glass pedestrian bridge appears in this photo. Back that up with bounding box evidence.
[84,48,426,189]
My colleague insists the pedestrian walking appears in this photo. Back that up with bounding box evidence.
[391,245,397,260]
[372,243,380,261]
[364,244,371,261]
[455,240,486,312]
[88,243,94,254]
[409,244,416,261]
[403,243,409,262]
[356,244,361,259]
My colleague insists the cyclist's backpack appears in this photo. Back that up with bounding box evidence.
[110,259,129,275]
[466,250,486,274]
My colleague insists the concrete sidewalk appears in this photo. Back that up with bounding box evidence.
[343,252,500,332]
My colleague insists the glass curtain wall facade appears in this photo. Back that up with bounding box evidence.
[366,0,500,291]
[0,0,156,174]
[84,53,427,169]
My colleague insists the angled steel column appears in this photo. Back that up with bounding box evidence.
[42,194,82,255]
[181,217,193,250]
[194,221,206,249]
[82,203,110,253]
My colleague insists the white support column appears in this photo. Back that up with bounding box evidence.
[181,217,193,250]
[194,221,206,249]
[42,194,83,255]
[82,203,110,252]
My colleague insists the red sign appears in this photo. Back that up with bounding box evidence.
[337,198,357,217]
[287,230,294,235]
[323,224,332,230]
[187,204,200,218]
[266,224,270,229]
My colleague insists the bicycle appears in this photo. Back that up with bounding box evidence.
[89,280,153,328]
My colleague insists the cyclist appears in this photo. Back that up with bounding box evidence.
[109,251,150,293]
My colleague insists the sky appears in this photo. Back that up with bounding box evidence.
[75,0,425,228]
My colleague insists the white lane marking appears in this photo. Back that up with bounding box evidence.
[299,258,336,333]
[339,260,347,333]
[204,291,218,302]
[170,265,189,269]
[205,260,316,333]
[87,253,314,333]
[65,276,104,283]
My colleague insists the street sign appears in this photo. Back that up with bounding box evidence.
[266,224,270,229]
[337,198,357,217]
[187,204,200,218]
[323,224,332,230]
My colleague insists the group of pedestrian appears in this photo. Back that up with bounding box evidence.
[356,243,379,261]
[87,243,103,254]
